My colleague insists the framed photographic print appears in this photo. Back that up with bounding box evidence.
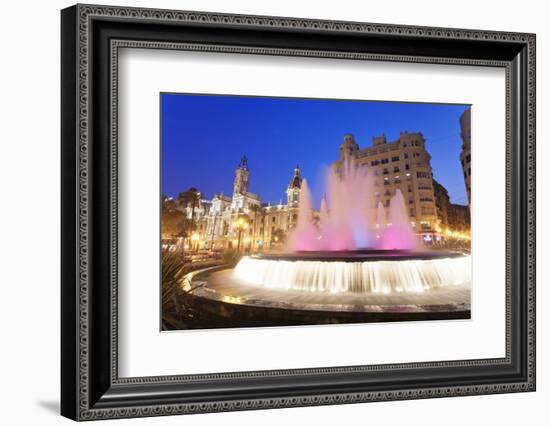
[160,94,473,330]
[61,4,536,421]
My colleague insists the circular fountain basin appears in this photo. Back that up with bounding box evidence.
[252,249,465,262]
[233,250,470,294]
[181,252,471,327]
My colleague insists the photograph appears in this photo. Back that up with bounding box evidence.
[160,94,472,330]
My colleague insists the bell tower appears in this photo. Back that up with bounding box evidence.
[233,156,250,196]
[286,165,302,207]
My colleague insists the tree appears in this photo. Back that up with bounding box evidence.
[161,202,190,239]
[175,187,201,237]
[177,187,201,212]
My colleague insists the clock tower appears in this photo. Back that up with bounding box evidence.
[233,156,250,196]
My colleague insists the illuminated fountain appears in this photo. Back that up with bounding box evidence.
[233,254,470,294]
[231,155,471,295]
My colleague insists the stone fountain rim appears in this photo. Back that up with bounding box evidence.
[250,249,468,262]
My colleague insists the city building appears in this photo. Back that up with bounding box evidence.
[433,179,450,229]
[460,108,471,206]
[447,204,470,233]
[433,178,470,245]
[165,131,470,251]
[333,132,439,234]
[172,158,304,251]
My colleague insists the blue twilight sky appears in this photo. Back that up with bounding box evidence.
[161,94,470,207]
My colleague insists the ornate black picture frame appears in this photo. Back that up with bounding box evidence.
[61,4,536,421]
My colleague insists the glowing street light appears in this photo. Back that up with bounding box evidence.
[233,217,249,252]
[191,232,200,252]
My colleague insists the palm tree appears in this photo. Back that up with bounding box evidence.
[177,187,201,240]
[161,250,187,329]
[161,195,189,239]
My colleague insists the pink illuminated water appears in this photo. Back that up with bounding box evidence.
[377,189,417,250]
[289,180,319,251]
[290,157,417,251]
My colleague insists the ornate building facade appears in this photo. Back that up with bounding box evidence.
[333,132,440,232]
[178,157,304,251]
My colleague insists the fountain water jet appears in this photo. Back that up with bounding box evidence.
[234,253,470,294]
[289,155,416,251]
[288,179,319,251]
[376,201,385,236]
[228,143,469,298]
[377,189,417,250]
[319,196,329,229]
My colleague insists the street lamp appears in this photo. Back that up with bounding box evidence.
[233,217,249,252]
[191,232,200,252]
